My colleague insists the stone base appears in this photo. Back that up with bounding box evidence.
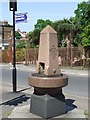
[30,93,66,119]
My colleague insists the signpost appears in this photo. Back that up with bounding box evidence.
[9,0,17,92]
[9,0,28,92]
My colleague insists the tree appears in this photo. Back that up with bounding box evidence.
[53,18,76,47]
[27,1,89,47]
[81,24,90,47]
[15,31,21,40]
[74,1,90,46]
[74,1,89,29]
[29,19,53,46]
[16,40,26,48]
[69,17,80,46]
[35,19,53,31]
[28,29,40,46]
[35,19,45,31]
[53,20,64,42]
[31,29,40,46]
[45,19,53,27]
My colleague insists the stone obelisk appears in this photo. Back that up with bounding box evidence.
[37,25,60,76]
[28,25,68,119]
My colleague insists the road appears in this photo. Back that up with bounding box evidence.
[1,64,88,97]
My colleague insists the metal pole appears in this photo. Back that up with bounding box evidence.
[13,1,17,92]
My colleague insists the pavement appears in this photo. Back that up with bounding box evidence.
[0,82,88,119]
[0,63,89,119]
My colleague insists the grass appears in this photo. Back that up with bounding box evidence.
[84,110,88,118]
[7,111,11,116]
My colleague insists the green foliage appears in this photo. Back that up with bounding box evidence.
[84,110,88,116]
[30,43,34,48]
[72,41,78,47]
[53,19,73,34]
[81,25,90,47]
[16,40,26,48]
[64,41,67,47]
[35,19,53,31]
[53,18,78,46]
[82,37,89,46]
[27,1,89,48]
[35,19,45,31]
[36,45,39,48]
[23,48,25,61]
[5,45,9,50]
[73,1,90,46]
[15,31,21,40]
[74,1,89,28]
[7,112,11,116]
[29,19,53,46]
[16,48,25,61]
[29,29,40,46]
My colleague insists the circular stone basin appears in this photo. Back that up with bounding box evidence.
[28,73,68,88]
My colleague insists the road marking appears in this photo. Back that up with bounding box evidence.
[0,64,9,66]
[69,73,88,76]
[62,72,88,76]
[10,67,19,70]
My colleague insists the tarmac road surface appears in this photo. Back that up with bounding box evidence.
[0,64,88,97]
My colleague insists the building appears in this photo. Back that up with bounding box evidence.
[0,20,13,49]
[0,21,2,49]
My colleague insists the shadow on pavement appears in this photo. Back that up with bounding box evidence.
[65,99,77,112]
[16,87,32,93]
[0,95,30,106]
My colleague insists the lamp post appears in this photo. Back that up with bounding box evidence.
[13,1,16,92]
[9,0,17,92]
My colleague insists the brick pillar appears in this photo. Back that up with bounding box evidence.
[71,44,74,67]
[9,35,13,64]
[25,35,29,65]
[34,47,37,64]
[66,36,70,66]
[83,48,85,68]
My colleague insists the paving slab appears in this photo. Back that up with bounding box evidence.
[0,82,33,118]
[0,82,33,104]
[1,82,88,119]
[8,104,86,119]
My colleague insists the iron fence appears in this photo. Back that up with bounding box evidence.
[1,47,90,67]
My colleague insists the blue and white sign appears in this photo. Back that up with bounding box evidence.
[15,12,29,24]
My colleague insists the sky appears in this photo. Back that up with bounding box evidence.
[0,0,88,33]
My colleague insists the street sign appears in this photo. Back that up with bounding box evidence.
[15,13,29,24]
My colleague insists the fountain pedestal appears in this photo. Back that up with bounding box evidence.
[28,25,68,119]
[28,73,68,118]
[30,93,65,118]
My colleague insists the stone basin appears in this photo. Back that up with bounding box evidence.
[28,73,68,88]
